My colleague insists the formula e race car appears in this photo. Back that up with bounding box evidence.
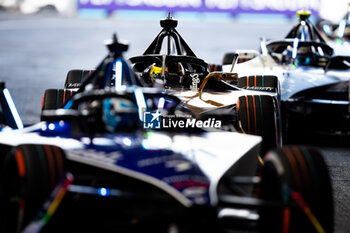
[222,10,350,144]
[127,14,282,153]
[0,33,333,233]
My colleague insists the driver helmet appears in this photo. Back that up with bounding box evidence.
[147,62,185,87]
[102,98,139,132]
[296,46,313,65]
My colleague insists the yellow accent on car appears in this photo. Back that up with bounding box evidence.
[296,9,311,20]
[150,66,164,75]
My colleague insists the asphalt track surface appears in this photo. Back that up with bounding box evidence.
[0,11,349,233]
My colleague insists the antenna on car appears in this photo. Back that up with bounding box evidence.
[163,12,177,55]
[77,33,143,93]
[285,9,326,43]
[105,33,129,56]
[230,53,239,72]
[142,12,197,57]
[260,37,268,56]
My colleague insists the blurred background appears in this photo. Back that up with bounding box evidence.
[1,0,349,22]
[1,0,349,21]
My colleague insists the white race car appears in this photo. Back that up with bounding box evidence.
[223,10,350,144]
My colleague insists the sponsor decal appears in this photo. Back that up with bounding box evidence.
[67,83,81,88]
[68,149,123,164]
[243,86,275,91]
[163,175,210,204]
[189,73,200,91]
[137,154,182,167]
[165,159,192,172]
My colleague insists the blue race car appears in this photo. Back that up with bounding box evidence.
[0,33,333,233]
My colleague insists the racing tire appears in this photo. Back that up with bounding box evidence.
[65,69,93,89]
[0,144,65,233]
[41,89,75,111]
[237,95,278,153]
[259,146,333,233]
[222,53,237,65]
[237,75,278,92]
